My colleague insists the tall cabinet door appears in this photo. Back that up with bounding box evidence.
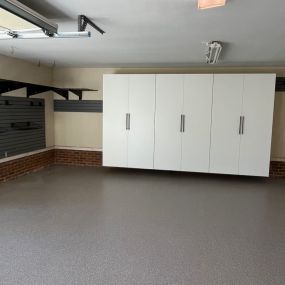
[154,75,183,171]
[103,75,129,167]
[128,75,156,169]
[210,74,244,175]
[181,75,213,172]
[239,74,276,177]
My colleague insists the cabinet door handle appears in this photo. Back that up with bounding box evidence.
[239,116,242,135]
[183,115,186,132]
[128,113,131,130]
[180,115,183,132]
[242,116,245,135]
[126,113,128,130]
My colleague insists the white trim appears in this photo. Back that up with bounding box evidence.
[271,157,285,162]
[0,146,102,164]
[0,147,54,164]
[55,146,102,152]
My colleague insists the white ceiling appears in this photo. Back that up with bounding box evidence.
[0,0,285,67]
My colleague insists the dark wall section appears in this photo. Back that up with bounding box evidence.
[54,100,103,112]
[0,96,46,159]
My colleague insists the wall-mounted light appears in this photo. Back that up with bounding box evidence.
[198,0,227,9]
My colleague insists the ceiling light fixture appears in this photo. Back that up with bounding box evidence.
[205,41,223,64]
[198,0,226,9]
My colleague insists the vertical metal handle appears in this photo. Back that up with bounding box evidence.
[126,113,130,130]
[242,116,245,135]
[128,113,131,130]
[180,115,186,133]
[239,116,242,135]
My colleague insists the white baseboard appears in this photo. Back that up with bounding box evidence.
[271,157,285,162]
[0,147,54,164]
[55,146,102,152]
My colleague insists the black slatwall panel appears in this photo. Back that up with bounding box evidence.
[0,96,45,159]
[54,100,103,112]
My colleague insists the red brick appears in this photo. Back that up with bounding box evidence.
[54,149,102,167]
[0,150,55,182]
[270,161,285,178]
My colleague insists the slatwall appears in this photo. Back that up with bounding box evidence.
[0,96,45,159]
[54,100,103,112]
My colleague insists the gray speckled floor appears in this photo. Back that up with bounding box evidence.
[0,166,285,285]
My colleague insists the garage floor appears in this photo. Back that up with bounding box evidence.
[0,166,284,285]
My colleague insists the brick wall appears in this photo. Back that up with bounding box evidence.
[0,149,102,182]
[0,150,55,182]
[1,149,284,183]
[54,149,102,167]
[270,161,285,177]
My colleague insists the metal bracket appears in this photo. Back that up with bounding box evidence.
[0,79,97,100]
[26,85,50,96]
[0,80,26,93]
[70,89,83,100]
[69,89,95,100]
[7,30,18,38]
[78,15,105,35]
[52,88,69,100]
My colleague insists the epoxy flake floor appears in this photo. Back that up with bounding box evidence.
[0,166,285,285]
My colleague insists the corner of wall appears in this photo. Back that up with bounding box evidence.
[0,54,55,148]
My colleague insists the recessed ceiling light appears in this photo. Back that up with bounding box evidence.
[198,0,226,9]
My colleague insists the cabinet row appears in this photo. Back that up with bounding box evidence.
[103,74,276,176]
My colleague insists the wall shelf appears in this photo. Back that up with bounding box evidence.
[0,79,97,100]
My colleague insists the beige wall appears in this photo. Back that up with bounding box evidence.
[52,68,108,150]
[0,54,54,147]
[0,54,52,84]
[53,67,285,159]
[1,54,284,159]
